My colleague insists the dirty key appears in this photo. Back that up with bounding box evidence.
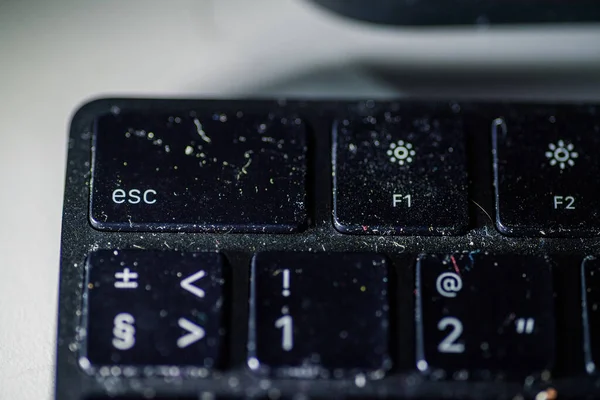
[333,103,468,235]
[80,250,226,370]
[90,108,307,232]
[492,106,600,237]
[248,252,391,378]
[416,253,555,378]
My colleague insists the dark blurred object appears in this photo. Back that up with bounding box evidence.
[310,0,600,26]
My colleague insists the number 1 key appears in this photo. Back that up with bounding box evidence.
[248,252,391,379]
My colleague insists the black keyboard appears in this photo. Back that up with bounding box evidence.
[56,98,600,400]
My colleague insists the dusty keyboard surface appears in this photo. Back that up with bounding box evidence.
[56,98,600,400]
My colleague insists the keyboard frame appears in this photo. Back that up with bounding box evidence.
[56,98,600,399]
[310,0,600,26]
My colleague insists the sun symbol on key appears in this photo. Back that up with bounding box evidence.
[387,140,416,166]
[545,140,578,169]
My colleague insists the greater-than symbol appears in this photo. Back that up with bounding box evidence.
[180,270,206,298]
[177,318,205,348]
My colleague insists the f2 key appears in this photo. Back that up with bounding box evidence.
[416,254,555,379]
[493,106,600,236]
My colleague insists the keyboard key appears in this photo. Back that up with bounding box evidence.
[416,253,555,378]
[248,252,391,378]
[581,257,600,374]
[81,250,226,371]
[492,107,600,236]
[333,105,468,235]
[90,110,307,232]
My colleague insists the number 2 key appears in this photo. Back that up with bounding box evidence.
[416,254,555,379]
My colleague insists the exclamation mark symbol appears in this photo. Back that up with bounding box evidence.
[282,269,290,297]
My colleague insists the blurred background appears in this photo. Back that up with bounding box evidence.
[0,1,599,398]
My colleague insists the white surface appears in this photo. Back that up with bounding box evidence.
[1,1,599,399]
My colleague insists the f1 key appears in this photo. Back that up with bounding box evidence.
[416,253,555,379]
[90,108,307,232]
[333,103,468,235]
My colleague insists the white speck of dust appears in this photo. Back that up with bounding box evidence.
[535,391,548,400]
[193,118,212,143]
[78,357,91,370]
[228,377,239,388]
[355,374,366,388]
[417,360,428,371]
[259,379,271,390]
[587,361,596,373]
[185,146,194,155]
[248,357,259,370]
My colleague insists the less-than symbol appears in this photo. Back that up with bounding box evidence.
[177,318,205,348]
[180,270,206,298]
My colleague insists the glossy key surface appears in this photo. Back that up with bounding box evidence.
[248,252,391,378]
[81,250,226,371]
[90,110,307,232]
[333,105,468,235]
[416,253,555,378]
[492,106,600,236]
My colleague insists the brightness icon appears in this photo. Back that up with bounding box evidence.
[545,140,578,170]
[387,140,416,166]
